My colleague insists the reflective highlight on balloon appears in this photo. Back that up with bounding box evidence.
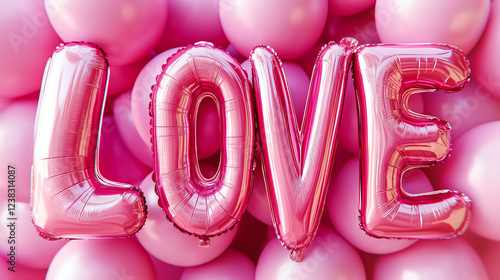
[353,44,472,239]
[250,38,357,261]
[32,42,147,239]
[150,42,254,244]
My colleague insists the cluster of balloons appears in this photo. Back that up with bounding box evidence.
[1,0,500,279]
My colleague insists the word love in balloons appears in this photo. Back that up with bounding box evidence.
[32,39,471,261]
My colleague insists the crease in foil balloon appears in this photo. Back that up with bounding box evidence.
[32,42,147,239]
[150,42,254,246]
[353,43,472,240]
[250,38,358,261]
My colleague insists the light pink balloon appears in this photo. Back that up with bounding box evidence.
[328,0,375,16]
[246,158,273,226]
[181,249,255,280]
[151,43,254,241]
[327,158,421,254]
[422,80,500,139]
[353,44,471,239]
[46,238,155,280]
[0,98,38,203]
[470,0,500,99]
[98,116,152,185]
[440,121,500,242]
[375,0,490,54]
[136,173,238,267]
[44,0,167,66]
[0,255,47,280]
[107,52,155,95]
[131,47,181,145]
[251,39,357,260]
[220,0,328,59]
[155,0,229,52]
[0,0,61,98]
[373,238,488,280]
[32,42,147,239]
[113,90,153,166]
[256,227,366,280]
[0,201,68,269]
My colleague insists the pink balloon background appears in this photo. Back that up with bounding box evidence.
[1,0,498,279]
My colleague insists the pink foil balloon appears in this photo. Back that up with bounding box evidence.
[32,42,147,239]
[180,249,255,280]
[46,238,156,280]
[375,0,490,54]
[0,201,68,269]
[328,0,375,16]
[440,121,500,242]
[470,0,500,99]
[0,0,61,98]
[373,238,488,280]
[0,98,38,203]
[250,39,357,260]
[113,90,153,166]
[136,173,238,267]
[220,0,328,59]
[327,158,420,254]
[353,44,472,239]
[44,0,167,66]
[150,42,254,242]
[155,0,229,52]
[255,227,366,280]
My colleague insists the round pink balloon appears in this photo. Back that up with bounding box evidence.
[44,0,167,66]
[0,0,61,98]
[375,0,490,54]
[46,238,155,280]
[136,173,238,267]
[0,201,68,269]
[373,238,488,280]
[131,47,181,145]
[107,52,155,95]
[422,80,500,139]
[181,249,255,280]
[470,0,500,99]
[0,256,47,280]
[328,0,375,16]
[246,158,273,226]
[98,116,152,185]
[155,0,229,52]
[327,157,423,254]
[220,0,328,59]
[0,98,38,203]
[150,254,185,280]
[440,121,500,242]
[256,227,366,280]
[323,7,380,45]
[113,90,153,166]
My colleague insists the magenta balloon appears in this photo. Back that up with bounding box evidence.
[480,240,500,279]
[0,98,38,203]
[0,201,68,269]
[44,0,167,66]
[0,256,47,279]
[131,47,181,145]
[373,238,488,280]
[353,44,472,239]
[375,0,490,54]
[250,39,357,260]
[155,0,229,52]
[255,227,366,280]
[113,90,154,166]
[136,173,238,267]
[46,238,156,280]
[328,0,375,16]
[180,249,255,280]
[422,80,500,139]
[32,42,147,239]
[220,0,328,59]
[323,7,380,45]
[470,0,500,99]
[98,116,152,184]
[440,121,500,242]
[107,52,154,95]
[150,42,254,242]
[0,0,61,98]
[327,158,419,254]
